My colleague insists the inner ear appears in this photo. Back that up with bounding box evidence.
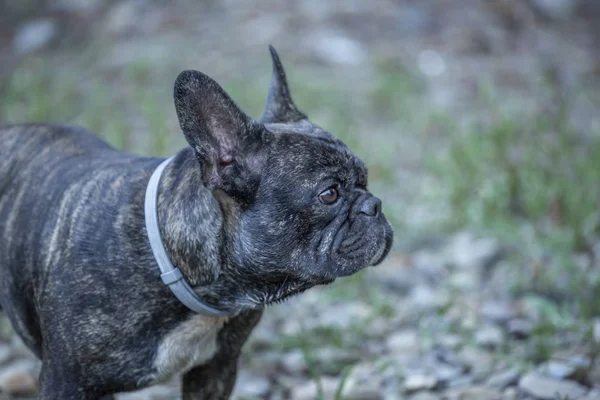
[174,70,254,162]
[173,69,260,188]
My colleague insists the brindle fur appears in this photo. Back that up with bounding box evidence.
[0,47,392,399]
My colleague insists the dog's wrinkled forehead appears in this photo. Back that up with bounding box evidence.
[265,122,367,187]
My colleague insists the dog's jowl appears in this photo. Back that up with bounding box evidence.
[0,47,393,399]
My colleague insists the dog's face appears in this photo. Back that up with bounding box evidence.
[174,47,393,305]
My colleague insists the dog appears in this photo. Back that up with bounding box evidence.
[0,46,393,399]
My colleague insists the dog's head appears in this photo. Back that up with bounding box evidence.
[174,46,393,306]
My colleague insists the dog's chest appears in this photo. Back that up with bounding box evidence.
[153,314,227,382]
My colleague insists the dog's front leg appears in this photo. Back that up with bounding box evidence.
[39,365,95,400]
[182,310,263,400]
[182,359,238,400]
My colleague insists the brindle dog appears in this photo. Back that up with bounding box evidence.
[0,47,393,399]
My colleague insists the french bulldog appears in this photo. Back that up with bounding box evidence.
[0,46,393,399]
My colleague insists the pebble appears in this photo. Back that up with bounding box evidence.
[280,350,306,373]
[474,325,505,349]
[0,359,39,397]
[518,372,588,399]
[458,347,494,377]
[410,393,438,400]
[12,19,57,54]
[530,0,579,20]
[314,347,362,375]
[290,377,338,400]
[507,318,535,339]
[540,360,577,380]
[410,285,444,309]
[435,364,463,385]
[445,386,502,400]
[446,233,500,270]
[0,345,12,366]
[593,319,600,344]
[342,363,387,399]
[313,35,366,66]
[502,387,518,400]
[486,368,520,389]
[104,0,140,35]
[480,301,515,324]
[403,374,438,393]
[232,371,270,398]
[437,334,463,350]
[387,330,420,353]
[540,358,590,384]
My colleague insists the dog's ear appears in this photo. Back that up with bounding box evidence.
[174,70,261,189]
[260,46,307,124]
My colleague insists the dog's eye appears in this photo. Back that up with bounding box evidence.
[318,187,339,205]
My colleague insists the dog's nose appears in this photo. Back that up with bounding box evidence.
[359,196,381,217]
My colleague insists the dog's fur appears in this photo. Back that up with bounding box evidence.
[0,47,393,399]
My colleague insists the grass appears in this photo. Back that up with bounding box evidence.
[427,77,600,363]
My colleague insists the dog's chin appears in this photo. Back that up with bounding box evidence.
[265,277,335,305]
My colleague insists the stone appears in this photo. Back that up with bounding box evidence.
[314,36,366,66]
[486,368,520,389]
[318,302,371,329]
[105,0,140,35]
[409,393,438,400]
[290,377,338,400]
[437,334,463,350]
[449,271,478,291]
[446,233,500,270]
[387,330,420,353]
[433,346,466,370]
[418,50,447,77]
[530,0,579,20]
[410,285,443,309]
[458,347,493,377]
[51,0,103,14]
[540,360,578,380]
[13,19,57,54]
[474,325,505,349]
[480,301,515,324]
[519,372,588,399]
[0,359,39,397]
[445,386,502,400]
[0,344,13,366]
[403,374,438,393]
[507,318,535,339]
[232,371,270,398]
[280,350,306,373]
[250,326,279,350]
[445,375,475,389]
[435,364,463,385]
[502,387,518,400]
[314,347,362,375]
[580,389,600,400]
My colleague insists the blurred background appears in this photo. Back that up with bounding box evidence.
[1,0,600,399]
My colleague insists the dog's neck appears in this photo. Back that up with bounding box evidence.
[154,148,255,314]
[156,148,223,288]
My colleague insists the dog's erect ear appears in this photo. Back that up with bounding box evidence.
[260,46,307,124]
[174,70,260,188]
